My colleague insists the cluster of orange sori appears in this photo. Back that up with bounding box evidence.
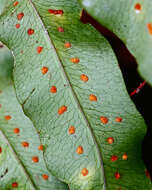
[3,1,150,189]
[1,112,48,188]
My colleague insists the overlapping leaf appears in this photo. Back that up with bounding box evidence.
[78,0,152,85]
[0,0,151,189]
[0,45,68,189]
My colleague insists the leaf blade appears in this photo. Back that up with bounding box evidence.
[78,0,152,85]
[0,0,151,189]
[0,44,69,189]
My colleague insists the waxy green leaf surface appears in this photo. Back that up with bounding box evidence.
[78,0,152,85]
[0,45,69,189]
[0,0,151,189]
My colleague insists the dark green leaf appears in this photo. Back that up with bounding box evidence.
[78,0,152,85]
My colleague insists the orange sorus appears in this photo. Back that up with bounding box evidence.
[58,27,64,32]
[64,42,71,48]
[48,9,64,15]
[42,174,49,180]
[15,24,20,29]
[81,168,88,176]
[70,57,80,63]
[13,1,19,6]
[100,116,108,124]
[80,74,88,82]
[111,155,118,162]
[68,126,75,134]
[50,86,57,93]
[4,115,11,120]
[21,141,29,147]
[12,182,18,188]
[115,172,121,179]
[107,137,114,144]
[134,3,142,12]
[17,12,24,20]
[38,145,44,151]
[147,23,152,35]
[89,94,97,101]
[58,105,67,115]
[41,67,48,75]
[122,153,128,160]
[27,28,34,35]
[76,146,84,154]
[32,156,39,163]
[37,46,43,54]
[115,117,122,122]
[13,128,20,134]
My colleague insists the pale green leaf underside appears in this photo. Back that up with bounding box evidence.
[0,131,35,190]
[0,0,151,189]
[0,45,68,189]
[78,0,152,85]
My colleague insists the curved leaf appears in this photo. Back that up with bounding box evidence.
[0,0,151,189]
[78,0,152,85]
[0,44,68,189]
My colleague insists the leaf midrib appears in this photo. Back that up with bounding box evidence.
[25,0,106,189]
